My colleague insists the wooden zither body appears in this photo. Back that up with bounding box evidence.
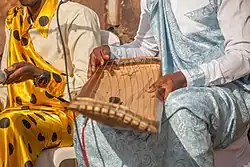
[68,57,163,133]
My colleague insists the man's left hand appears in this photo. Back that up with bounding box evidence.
[5,62,43,84]
[148,71,187,101]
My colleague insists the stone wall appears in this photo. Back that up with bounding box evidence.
[0,0,140,57]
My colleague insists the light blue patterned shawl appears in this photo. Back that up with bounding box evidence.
[148,0,250,90]
[148,0,225,83]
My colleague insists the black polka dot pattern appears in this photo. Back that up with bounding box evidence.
[58,97,69,103]
[20,15,23,26]
[37,133,45,141]
[13,30,20,41]
[16,96,22,105]
[8,143,14,155]
[22,119,31,129]
[52,132,57,142]
[52,73,62,83]
[45,91,53,98]
[21,37,29,46]
[34,113,45,121]
[39,16,49,27]
[28,143,32,154]
[51,113,59,118]
[13,9,18,17]
[30,58,36,66]
[60,73,66,76]
[21,106,30,110]
[24,160,33,167]
[42,112,53,118]
[0,118,10,128]
[67,124,71,134]
[30,94,37,104]
[22,54,27,61]
[43,104,52,107]
[27,115,37,125]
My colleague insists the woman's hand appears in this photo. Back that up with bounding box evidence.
[5,62,43,84]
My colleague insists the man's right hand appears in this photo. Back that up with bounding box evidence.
[87,45,111,78]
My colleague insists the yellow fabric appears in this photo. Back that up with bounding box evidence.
[0,1,74,166]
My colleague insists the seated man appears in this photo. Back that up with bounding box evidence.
[75,0,250,167]
[0,0,100,166]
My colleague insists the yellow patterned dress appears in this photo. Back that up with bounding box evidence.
[0,1,74,166]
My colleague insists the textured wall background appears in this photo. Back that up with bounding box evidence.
[117,0,140,43]
[0,0,18,56]
[0,0,141,57]
[73,0,141,43]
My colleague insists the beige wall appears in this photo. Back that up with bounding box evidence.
[0,0,140,57]
[72,0,141,43]
[0,0,18,56]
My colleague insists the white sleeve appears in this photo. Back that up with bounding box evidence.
[184,0,250,86]
[64,7,101,99]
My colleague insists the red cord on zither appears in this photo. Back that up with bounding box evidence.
[82,126,90,167]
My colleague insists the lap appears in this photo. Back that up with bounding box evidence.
[74,83,250,166]
[166,83,250,147]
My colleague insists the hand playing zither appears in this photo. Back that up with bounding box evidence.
[88,45,111,78]
[148,71,187,101]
